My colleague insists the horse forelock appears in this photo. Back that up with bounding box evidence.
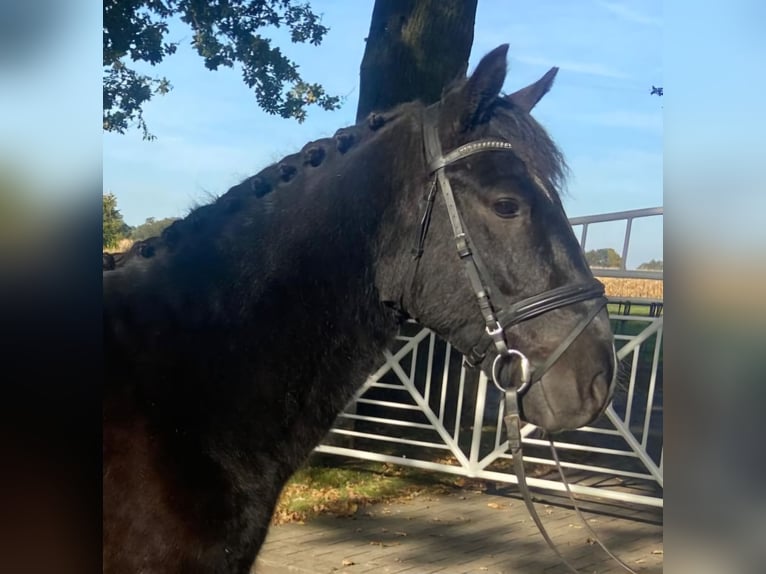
[485,99,568,205]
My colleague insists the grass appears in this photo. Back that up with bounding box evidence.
[272,454,479,525]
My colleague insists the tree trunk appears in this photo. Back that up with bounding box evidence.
[356,0,478,121]
[353,1,481,441]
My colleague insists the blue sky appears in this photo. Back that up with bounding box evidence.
[102,0,663,266]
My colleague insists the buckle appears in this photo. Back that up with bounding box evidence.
[485,321,503,338]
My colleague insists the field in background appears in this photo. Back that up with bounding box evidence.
[599,276,663,300]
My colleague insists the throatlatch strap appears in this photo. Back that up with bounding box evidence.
[413,179,438,259]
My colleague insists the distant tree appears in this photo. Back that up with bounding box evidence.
[104,0,342,140]
[584,248,622,269]
[103,193,131,249]
[638,259,663,271]
[130,216,179,241]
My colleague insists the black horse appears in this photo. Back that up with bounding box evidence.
[103,45,616,574]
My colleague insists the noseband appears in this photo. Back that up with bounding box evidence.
[417,103,608,395]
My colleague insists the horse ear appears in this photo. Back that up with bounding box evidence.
[505,67,559,113]
[451,44,509,130]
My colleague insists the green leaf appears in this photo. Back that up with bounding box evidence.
[103,0,340,140]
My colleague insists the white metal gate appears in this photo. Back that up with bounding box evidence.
[316,207,663,507]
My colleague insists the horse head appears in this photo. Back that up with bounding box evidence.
[375,44,616,432]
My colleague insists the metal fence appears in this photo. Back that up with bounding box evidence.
[570,206,663,280]
[316,207,663,507]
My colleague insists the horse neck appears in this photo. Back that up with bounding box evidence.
[104,111,424,448]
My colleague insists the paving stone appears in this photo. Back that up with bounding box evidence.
[254,490,662,574]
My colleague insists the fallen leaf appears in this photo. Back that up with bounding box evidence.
[652,549,664,555]
[341,559,354,566]
[487,502,501,509]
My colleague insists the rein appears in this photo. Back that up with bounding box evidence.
[417,103,636,574]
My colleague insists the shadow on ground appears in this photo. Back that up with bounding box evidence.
[255,488,663,574]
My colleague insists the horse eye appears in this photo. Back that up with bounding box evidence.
[493,198,520,218]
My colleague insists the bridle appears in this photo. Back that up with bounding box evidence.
[412,103,636,574]
[417,103,607,393]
